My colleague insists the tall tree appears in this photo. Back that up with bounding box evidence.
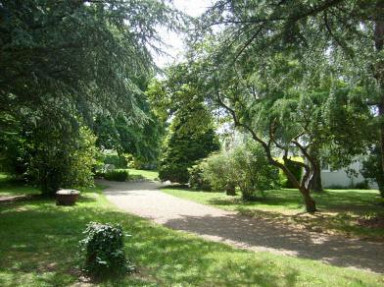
[158,81,220,184]
[193,0,382,193]
[0,0,181,193]
[179,44,373,212]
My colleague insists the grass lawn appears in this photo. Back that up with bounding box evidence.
[0,178,382,286]
[0,173,40,197]
[126,169,159,181]
[162,187,384,241]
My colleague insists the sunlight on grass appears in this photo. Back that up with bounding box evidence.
[126,169,159,181]
[0,180,383,286]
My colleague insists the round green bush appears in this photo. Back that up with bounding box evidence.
[80,222,130,279]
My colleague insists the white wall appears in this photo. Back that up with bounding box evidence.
[321,161,377,188]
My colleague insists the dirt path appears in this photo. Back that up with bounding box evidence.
[101,180,384,274]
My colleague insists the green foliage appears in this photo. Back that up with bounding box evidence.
[231,144,280,200]
[104,170,130,182]
[188,164,211,191]
[159,163,191,184]
[201,143,280,200]
[279,159,303,188]
[80,222,129,279]
[0,0,181,119]
[126,153,157,170]
[0,0,179,195]
[186,0,381,211]
[201,152,236,195]
[159,102,220,184]
[24,106,97,196]
[94,105,165,166]
[104,154,127,169]
[361,146,384,198]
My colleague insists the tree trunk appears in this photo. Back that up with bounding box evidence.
[375,3,384,179]
[225,184,236,196]
[299,186,317,213]
[273,159,317,213]
[307,144,324,192]
[309,160,324,192]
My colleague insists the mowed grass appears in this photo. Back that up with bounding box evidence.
[0,174,39,197]
[162,187,384,240]
[126,169,159,181]
[0,179,383,286]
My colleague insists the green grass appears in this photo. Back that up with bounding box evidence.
[126,169,159,181]
[0,180,383,286]
[162,187,384,240]
[0,173,39,197]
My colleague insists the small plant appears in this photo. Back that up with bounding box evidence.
[80,222,131,279]
[104,170,129,181]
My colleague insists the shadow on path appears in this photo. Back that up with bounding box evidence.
[164,213,384,273]
[101,180,384,274]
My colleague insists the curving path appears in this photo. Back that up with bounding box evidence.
[101,180,384,274]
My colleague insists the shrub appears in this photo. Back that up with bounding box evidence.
[159,163,190,184]
[26,125,97,196]
[80,222,130,279]
[201,143,279,200]
[202,152,236,195]
[104,170,129,181]
[188,164,211,191]
[353,180,369,189]
[104,154,127,169]
[230,144,279,200]
[128,174,145,181]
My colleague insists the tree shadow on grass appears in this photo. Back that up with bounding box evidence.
[163,213,384,274]
[207,195,304,210]
[0,199,303,287]
[314,190,383,213]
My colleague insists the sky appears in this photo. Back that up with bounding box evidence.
[154,0,213,68]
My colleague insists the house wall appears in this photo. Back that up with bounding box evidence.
[321,161,377,188]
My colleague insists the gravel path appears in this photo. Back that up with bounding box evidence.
[102,180,384,274]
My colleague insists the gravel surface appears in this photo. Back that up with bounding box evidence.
[101,180,384,274]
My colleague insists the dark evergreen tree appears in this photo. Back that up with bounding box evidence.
[159,102,220,184]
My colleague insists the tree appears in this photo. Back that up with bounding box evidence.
[193,0,383,195]
[180,0,381,211]
[0,0,181,193]
[0,0,180,119]
[158,86,220,184]
[361,145,384,198]
[21,101,96,196]
[178,44,373,212]
[93,100,165,166]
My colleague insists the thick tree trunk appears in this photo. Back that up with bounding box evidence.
[375,4,384,178]
[299,187,317,212]
[273,159,317,213]
[309,160,324,193]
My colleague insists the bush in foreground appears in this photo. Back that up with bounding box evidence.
[80,222,131,280]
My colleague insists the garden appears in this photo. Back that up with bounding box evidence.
[1,0,384,285]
